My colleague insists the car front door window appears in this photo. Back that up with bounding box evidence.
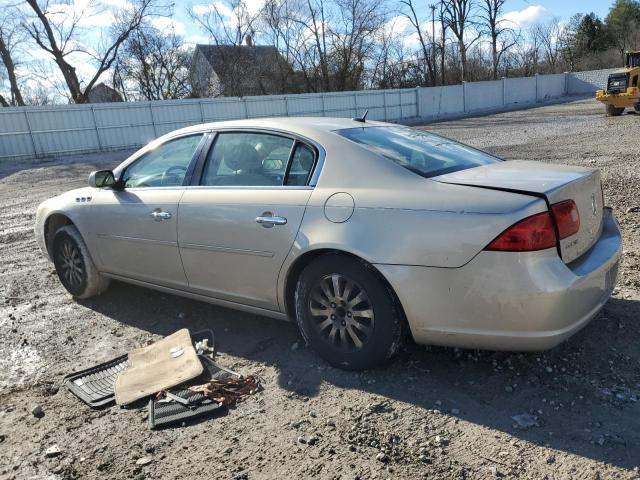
[123,134,204,188]
[201,133,294,186]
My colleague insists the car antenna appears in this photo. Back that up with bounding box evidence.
[353,109,369,123]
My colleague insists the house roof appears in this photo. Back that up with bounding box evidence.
[87,83,123,103]
[195,44,291,76]
[192,44,300,96]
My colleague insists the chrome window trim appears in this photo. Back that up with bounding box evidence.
[184,185,314,191]
[113,131,208,180]
[112,125,326,189]
[203,127,326,187]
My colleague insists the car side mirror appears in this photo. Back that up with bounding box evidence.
[89,170,119,189]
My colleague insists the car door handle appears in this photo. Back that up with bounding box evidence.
[149,210,172,221]
[255,215,287,227]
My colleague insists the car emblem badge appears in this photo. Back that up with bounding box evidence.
[591,193,597,216]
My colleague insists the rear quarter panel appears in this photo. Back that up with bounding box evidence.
[276,135,551,310]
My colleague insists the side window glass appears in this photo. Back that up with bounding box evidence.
[201,133,294,186]
[285,144,316,186]
[123,134,204,188]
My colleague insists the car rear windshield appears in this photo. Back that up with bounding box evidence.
[336,126,500,178]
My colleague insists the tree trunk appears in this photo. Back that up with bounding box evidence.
[440,40,445,85]
[492,36,498,80]
[0,35,25,106]
[459,41,466,83]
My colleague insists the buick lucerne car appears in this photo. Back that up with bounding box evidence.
[35,117,622,370]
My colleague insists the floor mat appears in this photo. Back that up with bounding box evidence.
[63,355,129,408]
[115,329,204,406]
[148,388,226,429]
[147,356,241,429]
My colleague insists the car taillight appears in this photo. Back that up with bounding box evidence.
[485,212,557,252]
[551,200,580,239]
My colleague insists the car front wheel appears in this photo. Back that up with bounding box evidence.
[294,254,404,370]
[52,225,110,299]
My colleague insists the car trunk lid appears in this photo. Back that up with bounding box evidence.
[433,160,604,263]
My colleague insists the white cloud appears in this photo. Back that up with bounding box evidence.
[243,0,265,17]
[500,5,548,29]
[47,0,120,28]
[192,0,265,20]
[152,17,186,36]
[383,15,441,49]
[192,3,215,15]
[184,33,211,47]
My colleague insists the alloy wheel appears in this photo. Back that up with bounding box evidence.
[59,239,84,288]
[308,274,375,351]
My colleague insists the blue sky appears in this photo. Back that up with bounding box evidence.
[504,0,610,20]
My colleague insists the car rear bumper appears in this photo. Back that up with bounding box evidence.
[375,208,622,351]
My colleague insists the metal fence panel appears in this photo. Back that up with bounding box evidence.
[286,95,324,116]
[505,77,537,105]
[201,98,246,121]
[0,110,34,157]
[465,80,503,112]
[246,96,288,118]
[323,93,357,117]
[0,71,605,160]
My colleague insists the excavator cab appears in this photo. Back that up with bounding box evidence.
[596,50,640,115]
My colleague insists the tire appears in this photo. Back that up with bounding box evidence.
[606,104,624,116]
[294,253,404,370]
[634,103,640,113]
[52,225,110,299]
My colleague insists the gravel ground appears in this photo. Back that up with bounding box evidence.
[1,97,639,480]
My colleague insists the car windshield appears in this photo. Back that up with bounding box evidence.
[336,126,500,178]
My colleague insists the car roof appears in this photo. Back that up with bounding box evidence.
[168,116,396,138]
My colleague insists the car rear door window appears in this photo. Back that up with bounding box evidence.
[336,126,499,178]
[123,134,204,188]
[285,144,316,186]
[201,133,294,186]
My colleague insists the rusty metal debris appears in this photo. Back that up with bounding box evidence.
[187,376,262,406]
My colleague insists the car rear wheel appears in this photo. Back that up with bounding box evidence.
[52,225,110,299]
[606,104,625,116]
[294,254,403,370]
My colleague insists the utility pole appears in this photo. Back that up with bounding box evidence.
[429,4,436,86]
[439,0,447,86]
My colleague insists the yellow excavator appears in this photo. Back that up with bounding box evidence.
[596,51,640,116]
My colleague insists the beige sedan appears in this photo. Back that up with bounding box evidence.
[35,117,622,369]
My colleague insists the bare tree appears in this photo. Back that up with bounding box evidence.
[400,0,435,85]
[442,0,481,82]
[0,29,24,106]
[328,0,388,91]
[189,0,260,46]
[113,27,191,100]
[290,0,332,91]
[531,18,563,73]
[480,0,519,79]
[438,0,448,85]
[22,0,164,103]
[0,7,27,107]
